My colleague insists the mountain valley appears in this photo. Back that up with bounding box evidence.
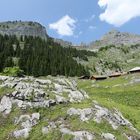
[0,21,140,140]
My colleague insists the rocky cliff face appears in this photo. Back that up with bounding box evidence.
[0,21,47,39]
[89,30,140,49]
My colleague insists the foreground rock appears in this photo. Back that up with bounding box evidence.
[42,121,94,140]
[0,76,89,111]
[0,96,12,115]
[13,113,40,138]
[0,75,140,139]
[67,102,140,136]
[101,133,116,140]
[60,128,94,140]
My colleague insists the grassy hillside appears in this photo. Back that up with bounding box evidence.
[78,73,140,131]
[81,44,140,75]
[0,74,140,139]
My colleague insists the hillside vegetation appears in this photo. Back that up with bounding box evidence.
[0,34,95,77]
[0,74,140,140]
[81,44,140,75]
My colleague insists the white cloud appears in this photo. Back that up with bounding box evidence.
[49,15,76,36]
[98,0,140,27]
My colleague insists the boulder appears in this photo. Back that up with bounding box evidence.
[67,104,135,130]
[35,79,52,85]
[13,113,40,138]
[15,114,31,124]
[54,83,63,93]
[67,108,80,116]
[67,108,92,121]
[12,99,24,108]
[13,128,30,138]
[101,133,116,140]
[80,108,93,121]
[73,131,94,140]
[60,127,94,140]
[68,91,85,102]
[55,95,67,104]
[32,113,40,120]
[0,96,12,114]
[0,75,8,81]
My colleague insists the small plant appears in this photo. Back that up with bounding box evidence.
[2,67,24,77]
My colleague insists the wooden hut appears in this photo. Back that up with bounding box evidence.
[90,75,107,81]
[129,67,140,74]
[79,75,90,80]
[109,72,122,78]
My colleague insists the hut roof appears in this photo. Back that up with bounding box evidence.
[92,75,107,78]
[91,75,107,79]
[129,67,140,72]
[79,75,90,79]
[109,72,122,77]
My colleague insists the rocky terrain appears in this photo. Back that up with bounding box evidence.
[0,21,47,39]
[53,38,73,47]
[89,30,140,50]
[0,75,140,139]
[79,43,140,75]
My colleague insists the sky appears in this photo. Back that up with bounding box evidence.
[0,0,140,44]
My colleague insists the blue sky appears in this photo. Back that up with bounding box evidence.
[0,0,140,44]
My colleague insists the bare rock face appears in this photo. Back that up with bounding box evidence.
[0,76,89,110]
[53,38,72,47]
[67,108,93,121]
[13,113,40,138]
[0,96,12,115]
[0,76,140,139]
[67,103,138,132]
[60,127,94,140]
[13,128,30,139]
[0,21,47,39]
[89,30,140,49]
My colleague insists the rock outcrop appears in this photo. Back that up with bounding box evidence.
[0,76,89,111]
[0,75,140,139]
[89,30,140,49]
[0,96,12,115]
[0,21,47,39]
[67,102,140,135]
[13,113,40,138]
[101,133,116,140]
[53,38,72,47]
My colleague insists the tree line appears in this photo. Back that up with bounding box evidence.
[0,34,95,77]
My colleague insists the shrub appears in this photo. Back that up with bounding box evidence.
[3,67,24,77]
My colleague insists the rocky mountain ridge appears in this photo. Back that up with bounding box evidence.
[89,30,140,49]
[53,38,73,47]
[53,30,140,51]
[0,21,48,39]
[1,21,140,50]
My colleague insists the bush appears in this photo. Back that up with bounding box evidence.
[3,67,24,77]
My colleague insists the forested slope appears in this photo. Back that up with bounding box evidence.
[0,34,95,77]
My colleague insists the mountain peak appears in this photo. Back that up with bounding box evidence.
[108,29,119,34]
[90,30,140,49]
[0,21,48,39]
